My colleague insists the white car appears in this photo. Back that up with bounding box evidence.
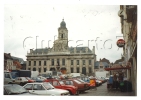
[23,82,70,96]
[14,77,29,86]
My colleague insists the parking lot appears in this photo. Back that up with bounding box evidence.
[79,82,135,96]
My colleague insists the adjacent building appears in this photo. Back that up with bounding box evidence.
[26,19,96,75]
[4,53,14,70]
[4,53,24,70]
[94,58,110,77]
[118,5,137,95]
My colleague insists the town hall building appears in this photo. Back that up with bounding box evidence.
[26,19,96,75]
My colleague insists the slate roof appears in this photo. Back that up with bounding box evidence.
[11,56,25,64]
[100,58,110,64]
[33,47,92,54]
[4,53,13,60]
[33,48,49,54]
[102,62,109,68]
[68,47,92,53]
[94,61,109,69]
[94,61,99,69]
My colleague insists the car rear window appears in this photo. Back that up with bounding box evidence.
[59,81,65,85]
[65,81,73,85]
[74,80,82,84]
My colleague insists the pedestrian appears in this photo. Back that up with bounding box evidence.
[119,73,124,92]
[113,74,117,89]
[108,75,113,88]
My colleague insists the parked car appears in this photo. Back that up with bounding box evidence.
[14,77,29,86]
[25,77,35,83]
[31,77,45,82]
[44,79,79,95]
[95,79,102,86]
[4,84,34,95]
[80,77,90,83]
[4,71,15,84]
[23,82,70,96]
[75,78,91,90]
[62,78,90,93]
[96,76,107,84]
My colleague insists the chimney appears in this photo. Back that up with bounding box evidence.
[8,53,11,56]
[30,49,33,53]
[92,46,95,54]
[74,47,76,53]
[85,47,88,53]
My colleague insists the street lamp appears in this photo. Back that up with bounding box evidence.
[23,36,32,49]
[36,36,39,54]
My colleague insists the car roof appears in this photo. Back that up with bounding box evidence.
[26,82,47,84]
[4,84,20,86]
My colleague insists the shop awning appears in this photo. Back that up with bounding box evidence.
[104,67,131,71]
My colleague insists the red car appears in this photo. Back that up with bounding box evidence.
[62,78,90,93]
[76,78,91,90]
[25,77,35,83]
[44,79,79,95]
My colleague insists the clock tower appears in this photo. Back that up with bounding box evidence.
[53,19,68,52]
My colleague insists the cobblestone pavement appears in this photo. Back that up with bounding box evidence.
[79,82,135,96]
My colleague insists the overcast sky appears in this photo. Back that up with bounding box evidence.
[4,4,125,63]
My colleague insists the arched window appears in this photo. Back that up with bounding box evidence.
[61,34,63,39]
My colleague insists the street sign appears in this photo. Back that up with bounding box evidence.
[117,39,125,47]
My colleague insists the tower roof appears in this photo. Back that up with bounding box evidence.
[60,19,66,28]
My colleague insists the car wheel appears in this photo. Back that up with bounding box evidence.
[68,90,73,95]
[20,83,23,86]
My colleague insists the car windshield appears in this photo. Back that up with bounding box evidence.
[26,77,31,80]
[43,82,55,90]
[37,77,41,80]
[21,77,28,81]
[59,81,65,85]
[77,79,85,83]
[4,85,27,95]
[74,79,82,84]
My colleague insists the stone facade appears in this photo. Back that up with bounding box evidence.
[118,5,137,95]
[4,53,14,70]
[26,19,96,75]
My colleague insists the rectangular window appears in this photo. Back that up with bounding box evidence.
[34,61,36,66]
[29,61,31,66]
[100,66,103,68]
[89,67,92,73]
[44,61,46,66]
[89,60,91,65]
[57,59,60,66]
[71,68,73,73]
[39,68,41,73]
[71,60,73,65]
[51,59,54,66]
[39,61,41,66]
[83,60,85,65]
[28,68,31,70]
[44,68,46,72]
[77,67,79,73]
[62,58,65,65]
[77,60,79,65]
